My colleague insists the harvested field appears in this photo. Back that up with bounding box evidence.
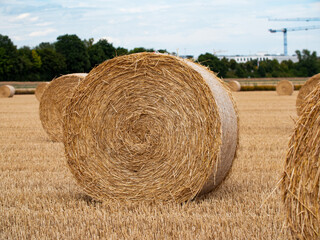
[0,92,298,239]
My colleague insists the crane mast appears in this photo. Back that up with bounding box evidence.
[268,25,320,56]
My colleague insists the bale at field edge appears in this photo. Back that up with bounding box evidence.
[35,82,49,101]
[227,80,241,92]
[39,73,87,142]
[15,88,35,94]
[276,80,294,96]
[0,85,15,98]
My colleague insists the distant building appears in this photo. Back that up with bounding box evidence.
[217,53,298,63]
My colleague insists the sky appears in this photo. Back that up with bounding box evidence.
[0,0,319,58]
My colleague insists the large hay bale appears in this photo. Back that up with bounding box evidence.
[0,85,15,98]
[276,80,294,95]
[227,80,241,92]
[283,82,320,239]
[63,53,238,202]
[40,73,87,142]
[296,73,320,116]
[35,82,49,101]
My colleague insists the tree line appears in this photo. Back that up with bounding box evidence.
[0,33,319,82]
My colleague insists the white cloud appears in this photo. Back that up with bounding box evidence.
[12,12,39,23]
[16,13,30,20]
[119,5,171,14]
[11,35,25,41]
[30,16,39,22]
[35,22,53,27]
[29,28,56,37]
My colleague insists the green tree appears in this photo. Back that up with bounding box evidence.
[295,49,318,76]
[197,53,228,77]
[36,47,67,81]
[255,59,281,77]
[220,57,230,77]
[269,59,282,77]
[16,47,42,81]
[96,39,115,59]
[244,61,256,77]
[32,50,42,69]
[35,42,55,51]
[229,59,237,70]
[157,49,169,54]
[115,47,128,56]
[257,62,266,77]
[17,46,34,81]
[129,47,154,54]
[88,43,105,68]
[0,34,18,81]
[235,64,246,78]
[88,39,115,68]
[55,34,90,73]
[83,38,94,48]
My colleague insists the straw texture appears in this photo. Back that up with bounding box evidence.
[39,74,87,142]
[0,85,15,98]
[296,73,320,116]
[276,80,294,95]
[64,53,238,202]
[35,82,49,101]
[283,82,320,240]
[227,80,241,92]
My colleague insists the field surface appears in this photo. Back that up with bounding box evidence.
[0,92,298,239]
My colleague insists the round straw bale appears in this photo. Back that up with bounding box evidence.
[227,80,241,92]
[15,88,35,94]
[296,73,320,116]
[0,85,15,98]
[35,82,49,101]
[63,53,238,202]
[276,80,294,95]
[283,82,320,239]
[40,73,87,142]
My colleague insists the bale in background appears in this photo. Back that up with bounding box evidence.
[296,73,320,116]
[64,53,238,203]
[227,80,241,92]
[39,74,87,142]
[282,82,320,239]
[15,88,35,94]
[35,82,49,101]
[276,80,294,95]
[0,85,15,98]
